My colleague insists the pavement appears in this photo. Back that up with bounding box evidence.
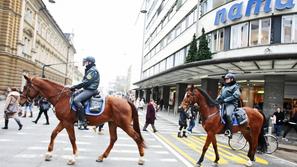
[1,100,297,167]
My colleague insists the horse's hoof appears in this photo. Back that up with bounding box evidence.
[245,160,253,167]
[96,156,104,162]
[212,162,219,166]
[138,156,144,165]
[67,159,76,165]
[45,152,52,161]
[195,163,201,167]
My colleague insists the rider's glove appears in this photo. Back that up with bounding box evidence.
[216,98,224,104]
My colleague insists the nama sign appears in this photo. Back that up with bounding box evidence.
[214,0,295,25]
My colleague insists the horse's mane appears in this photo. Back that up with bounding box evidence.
[196,88,219,108]
[32,76,64,90]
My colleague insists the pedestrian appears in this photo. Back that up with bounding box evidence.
[273,107,285,137]
[143,99,157,133]
[138,98,145,111]
[22,101,33,118]
[32,97,51,125]
[159,98,164,111]
[93,124,105,135]
[187,103,198,133]
[282,108,297,141]
[2,87,23,130]
[178,106,190,138]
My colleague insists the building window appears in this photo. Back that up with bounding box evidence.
[250,18,271,46]
[212,29,224,52]
[231,22,249,49]
[200,0,208,16]
[282,15,297,43]
[160,60,166,72]
[174,49,185,66]
[166,55,174,69]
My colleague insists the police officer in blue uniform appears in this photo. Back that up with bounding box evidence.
[216,73,241,139]
[70,56,100,129]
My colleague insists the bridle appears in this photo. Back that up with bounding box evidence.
[21,83,39,103]
[21,82,70,106]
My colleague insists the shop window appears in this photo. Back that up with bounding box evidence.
[212,28,224,52]
[231,22,249,49]
[249,18,271,46]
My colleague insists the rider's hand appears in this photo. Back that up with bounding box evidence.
[216,99,223,104]
[65,85,76,91]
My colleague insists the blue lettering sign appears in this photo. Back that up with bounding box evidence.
[245,0,271,16]
[214,8,227,26]
[275,0,295,10]
[228,2,243,21]
[214,0,294,25]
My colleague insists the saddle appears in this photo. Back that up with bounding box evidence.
[70,90,105,116]
[220,106,248,126]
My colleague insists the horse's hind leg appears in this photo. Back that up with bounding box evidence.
[64,122,78,165]
[242,131,254,166]
[97,121,118,162]
[45,121,64,161]
[122,125,145,165]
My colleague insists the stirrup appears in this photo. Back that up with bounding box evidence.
[224,130,232,139]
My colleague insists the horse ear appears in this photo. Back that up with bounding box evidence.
[23,75,31,83]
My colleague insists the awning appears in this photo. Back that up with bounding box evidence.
[134,53,297,88]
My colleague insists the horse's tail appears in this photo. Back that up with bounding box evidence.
[258,110,267,152]
[128,100,146,148]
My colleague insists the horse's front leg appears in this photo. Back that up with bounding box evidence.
[45,121,64,161]
[211,136,220,165]
[64,122,78,165]
[196,133,213,167]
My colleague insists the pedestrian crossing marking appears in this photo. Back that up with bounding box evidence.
[155,133,196,164]
[174,135,228,164]
[197,136,269,165]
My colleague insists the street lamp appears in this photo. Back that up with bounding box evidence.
[41,62,77,84]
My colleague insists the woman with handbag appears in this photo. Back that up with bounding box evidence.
[2,87,23,130]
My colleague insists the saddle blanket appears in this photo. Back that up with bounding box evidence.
[71,96,105,116]
[220,107,248,126]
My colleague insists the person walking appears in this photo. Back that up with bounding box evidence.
[273,107,285,137]
[2,87,23,130]
[32,97,51,125]
[187,103,198,133]
[177,106,190,138]
[138,98,145,111]
[143,99,157,133]
[22,101,33,118]
[282,108,297,141]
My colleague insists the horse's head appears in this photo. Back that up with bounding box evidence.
[181,86,195,111]
[19,75,40,105]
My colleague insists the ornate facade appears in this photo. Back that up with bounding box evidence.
[0,0,76,96]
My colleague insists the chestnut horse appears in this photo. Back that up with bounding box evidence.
[181,87,265,167]
[19,76,145,165]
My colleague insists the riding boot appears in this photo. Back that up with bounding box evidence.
[224,118,233,139]
[77,107,88,130]
[2,120,8,129]
[182,130,187,138]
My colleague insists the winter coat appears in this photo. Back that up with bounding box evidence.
[145,102,156,124]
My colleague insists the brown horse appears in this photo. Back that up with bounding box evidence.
[181,87,265,167]
[19,75,145,165]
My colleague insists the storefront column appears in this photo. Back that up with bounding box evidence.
[174,83,187,115]
[201,78,219,99]
[152,87,159,101]
[162,86,170,111]
[139,90,144,100]
[144,89,151,104]
[263,75,285,118]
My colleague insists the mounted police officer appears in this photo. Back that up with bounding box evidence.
[70,56,100,130]
[216,73,241,139]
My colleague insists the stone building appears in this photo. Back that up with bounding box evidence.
[0,0,76,96]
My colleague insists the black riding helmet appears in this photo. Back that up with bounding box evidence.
[83,56,96,64]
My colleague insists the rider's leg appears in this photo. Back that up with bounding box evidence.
[225,104,235,138]
[73,90,96,128]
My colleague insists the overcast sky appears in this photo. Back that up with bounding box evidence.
[44,0,144,91]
